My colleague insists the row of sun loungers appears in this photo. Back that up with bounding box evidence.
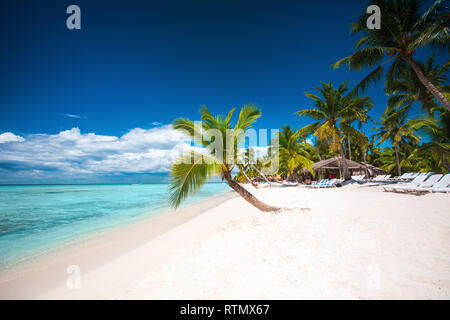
[351,175,366,181]
[384,173,450,194]
[306,179,337,188]
[370,175,391,181]
[389,172,420,181]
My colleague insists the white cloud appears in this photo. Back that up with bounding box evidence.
[0,126,191,182]
[152,121,162,126]
[63,113,86,119]
[0,132,25,144]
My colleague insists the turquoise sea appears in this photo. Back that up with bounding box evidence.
[0,183,230,271]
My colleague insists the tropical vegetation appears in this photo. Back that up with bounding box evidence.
[169,0,449,212]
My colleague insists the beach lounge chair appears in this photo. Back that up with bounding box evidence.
[374,174,390,182]
[404,173,419,181]
[403,174,443,193]
[314,179,328,188]
[384,173,432,193]
[391,173,409,181]
[412,174,450,193]
[371,175,385,181]
[309,179,329,188]
[306,179,322,188]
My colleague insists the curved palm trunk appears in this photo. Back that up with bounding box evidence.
[394,144,401,176]
[227,179,280,212]
[405,57,450,112]
[339,144,351,180]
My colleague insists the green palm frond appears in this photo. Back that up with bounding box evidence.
[169,151,224,208]
[348,66,385,96]
[235,104,262,132]
[295,108,327,120]
[172,118,206,146]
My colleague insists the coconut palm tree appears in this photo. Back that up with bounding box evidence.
[278,125,315,181]
[332,0,450,111]
[296,81,373,180]
[386,55,450,117]
[372,106,421,176]
[169,104,280,212]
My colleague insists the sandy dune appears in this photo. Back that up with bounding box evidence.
[1,183,449,299]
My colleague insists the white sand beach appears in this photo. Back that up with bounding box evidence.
[0,183,449,299]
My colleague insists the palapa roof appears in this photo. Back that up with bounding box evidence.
[310,157,387,175]
[361,162,386,175]
[312,157,365,170]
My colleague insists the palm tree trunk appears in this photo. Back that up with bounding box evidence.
[405,57,450,112]
[394,144,401,176]
[347,135,352,161]
[363,148,369,178]
[227,179,280,212]
[339,144,351,180]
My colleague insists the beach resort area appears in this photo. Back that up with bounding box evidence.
[0,0,449,302]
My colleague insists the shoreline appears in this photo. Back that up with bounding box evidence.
[1,183,449,299]
[0,191,236,298]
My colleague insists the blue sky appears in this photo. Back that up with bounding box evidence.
[0,0,445,183]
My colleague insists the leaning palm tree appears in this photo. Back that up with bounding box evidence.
[372,106,421,176]
[333,0,450,111]
[296,81,373,180]
[169,104,280,212]
[386,55,450,117]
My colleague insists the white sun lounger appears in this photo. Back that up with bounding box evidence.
[432,187,450,193]
[374,174,390,181]
[383,173,432,192]
[391,173,410,181]
[402,174,443,193]
[351,175,366,181]
[412,174,450,193]
[371,175,385,181]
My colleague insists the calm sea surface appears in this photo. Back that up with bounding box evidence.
[0,183,229,270]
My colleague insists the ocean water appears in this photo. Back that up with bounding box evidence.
[0,183,230,271]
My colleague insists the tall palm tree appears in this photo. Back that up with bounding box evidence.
[278,125,315,181]
[333,0,450,111]
[372,106,421,175]
[386,55,450,117]
[169,104,280,212]
[296,81,373,180]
